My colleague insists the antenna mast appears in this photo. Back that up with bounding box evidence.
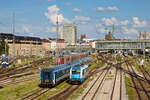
[13,12,16,57]
[56,14,59,43]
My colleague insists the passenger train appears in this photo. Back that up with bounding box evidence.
[39,57,90,87]
[54,52,88,64]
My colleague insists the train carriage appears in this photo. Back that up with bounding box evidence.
[40,64,70,87]
[54,52,89,64]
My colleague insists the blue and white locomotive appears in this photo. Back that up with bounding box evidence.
[70,57,90,84]
[39,57,89,87]
[70,64,88,84]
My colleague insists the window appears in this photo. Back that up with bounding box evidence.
[72,69,80,74]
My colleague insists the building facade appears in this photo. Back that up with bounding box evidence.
[41,39,51,55]
[60,25,77,45]
[0,33,43,56]
[49,38,68,51]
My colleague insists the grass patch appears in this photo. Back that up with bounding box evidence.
[88,63,99,71]
[127,56,132,61]
[90,58,97,62]
[70,83,88,99]
[105,77,113,80]
[88,57,105,71]
[133,62,141,74]
[0,78,40,100]
[15,57,51,67]
[37,81,70,100]
[89,76,94,81]
[125,76,134,100]
[145,63,150,72]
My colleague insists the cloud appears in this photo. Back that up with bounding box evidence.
[98,27,108,33]
[46,27,56,32]
[101,17,118,26]
[101,17,149,28]
[120,20,130,25]
[74,16,90,22]
[96,6,119,12]
[101,17,130,26]
[121,26,138,34]
[73,16,91,25]
[29,33,34,36]
[46,26,62,33]
[132,17,148,28]
[95,24,108,33]
[22,25,30,33]
[22,25,34,36]
[107,6,119,11]
[72,8,82,12]
[45,5,72,25]
[22,25,35,36]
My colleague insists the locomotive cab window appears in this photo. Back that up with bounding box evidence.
[72,69,80,74]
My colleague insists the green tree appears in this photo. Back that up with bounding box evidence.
[0,40,9,56]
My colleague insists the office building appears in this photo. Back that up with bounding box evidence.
[60,25,77,45]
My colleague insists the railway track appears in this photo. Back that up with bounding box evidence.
[0,57,52,77]
[81,59,124,100]
[110,55,123,100]
[21,88,50,100]
[0,57,52,82]
[138,64,150,85]
[81,67,110,100]
[126,61,150,100]
[120,65,123,100]
[48,85,77,100]
[110,66,118,100]
[81,54,126,100]
[0,74,39,86]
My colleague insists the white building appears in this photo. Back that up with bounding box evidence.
[60,25,77,45]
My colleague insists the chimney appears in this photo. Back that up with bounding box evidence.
[139,32,144,40]
[144,32,149,39]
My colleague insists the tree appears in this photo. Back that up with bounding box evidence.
[0,40,9,56]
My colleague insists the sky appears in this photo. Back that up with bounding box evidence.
[0,0,150,39]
